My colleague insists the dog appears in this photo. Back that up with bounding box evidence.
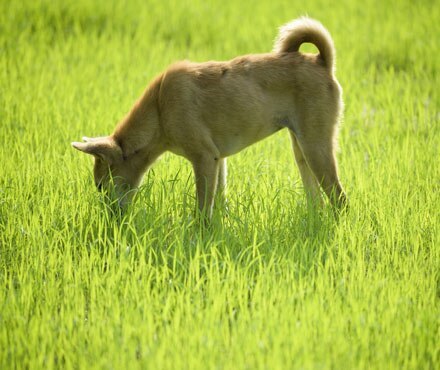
[72,17,347,218]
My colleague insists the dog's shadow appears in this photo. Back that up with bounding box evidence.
[93,185,342,284]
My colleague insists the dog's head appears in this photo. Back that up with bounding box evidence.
[71,136,140,206]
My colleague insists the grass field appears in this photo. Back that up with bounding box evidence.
[1,0,439,368]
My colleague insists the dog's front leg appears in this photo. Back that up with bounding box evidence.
[214,158,229,212]
[217,158,227,194]
[192,156,220,219]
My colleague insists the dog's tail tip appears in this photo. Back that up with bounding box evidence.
[274,17,335,73]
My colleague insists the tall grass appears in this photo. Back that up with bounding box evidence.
[1,0,439,368]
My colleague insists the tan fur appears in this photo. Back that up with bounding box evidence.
[72,17,347,217]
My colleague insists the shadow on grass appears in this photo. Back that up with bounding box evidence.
[91,186,342,281]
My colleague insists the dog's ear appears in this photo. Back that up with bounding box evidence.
[71,136,123,164]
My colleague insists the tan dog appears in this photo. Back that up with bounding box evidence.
[72,17,347,218]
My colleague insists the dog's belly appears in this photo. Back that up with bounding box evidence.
[209,104,296,157]
[166,121,281,159]
[213,120,283,157]
[206,89,297,157]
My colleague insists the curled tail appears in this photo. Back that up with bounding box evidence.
[273,17,335,73]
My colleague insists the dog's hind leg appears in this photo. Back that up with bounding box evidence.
[294,129,347,209]
[289,131,323,205]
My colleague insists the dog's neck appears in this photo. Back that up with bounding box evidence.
[112,73,166,179]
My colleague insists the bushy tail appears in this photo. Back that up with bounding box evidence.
[273,17,335,73]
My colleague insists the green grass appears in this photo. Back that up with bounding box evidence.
[1,0,439,368]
